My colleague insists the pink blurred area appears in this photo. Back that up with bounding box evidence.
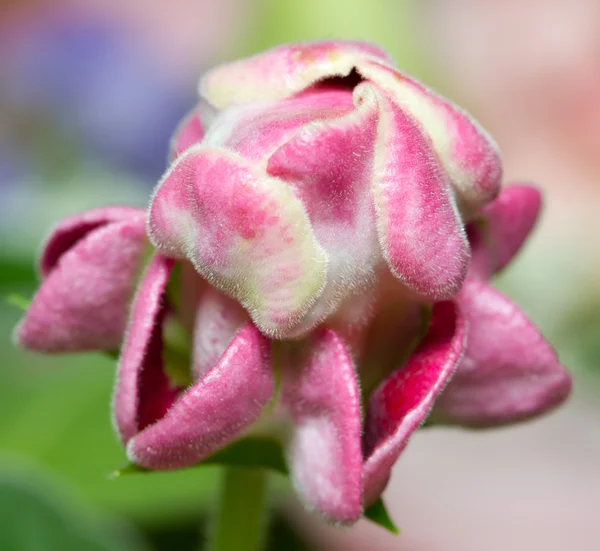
[294,386,600,551]
[421,0,600,293]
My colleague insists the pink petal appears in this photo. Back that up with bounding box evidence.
[362,301,466,505]
[39,206,145,277]
[191,286,248,379]
[371,88,469,300]
[113,254,178,444]
[283,328,363,524]
[201,42,501,215]
[361,60,502,213]
[127,323,274,470]
[266,83,380,329]
[468,184,543,280]
[431,280,572,427]
[204,87,354,162]
[16,215,148,353]
[148,147,327,337]
[169,107,205,161]
[200,40,393,109]
[353,283,427,395]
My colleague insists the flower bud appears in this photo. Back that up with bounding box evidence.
[15,41,571,527]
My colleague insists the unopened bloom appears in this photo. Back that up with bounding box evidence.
[15,41,571,525]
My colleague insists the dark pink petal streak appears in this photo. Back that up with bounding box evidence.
[362,301,467,505]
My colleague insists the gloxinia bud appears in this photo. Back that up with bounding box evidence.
[15,41,571,527]
[148,40,503,338]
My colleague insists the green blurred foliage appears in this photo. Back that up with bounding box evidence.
[0,467,148,551]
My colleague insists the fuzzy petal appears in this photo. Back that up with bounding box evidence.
[113,254,177,444]
[16,215,148,353]
[202,41,501,213]
[39,206,145,277]
[468,184,542,280]
[283,328,363,524]
[148,147,327,337]
[362,301,466,505]
[202,41,501,214]
[192,287,248,380]
[169,108,205,161]
[430,280,572,427]
[127,323,274,470]
[372,88,469,300]
[203,88,354,162]
[200,40,392,109]
[360,60,502,213]
[267,83,380,330]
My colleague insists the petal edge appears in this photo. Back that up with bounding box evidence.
[430,280,572,427]
[362,301,466,504]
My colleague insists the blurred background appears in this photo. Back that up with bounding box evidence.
[1,0,599,549]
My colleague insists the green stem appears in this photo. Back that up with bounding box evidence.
[207,467,268,551]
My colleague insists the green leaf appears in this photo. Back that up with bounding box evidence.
[364,497,400,534]
[109,464,148,479]
[112,437,289,479]
[203,437,288,474]
[5,293,30,311]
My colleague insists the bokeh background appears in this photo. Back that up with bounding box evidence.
[1,1,599,550]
